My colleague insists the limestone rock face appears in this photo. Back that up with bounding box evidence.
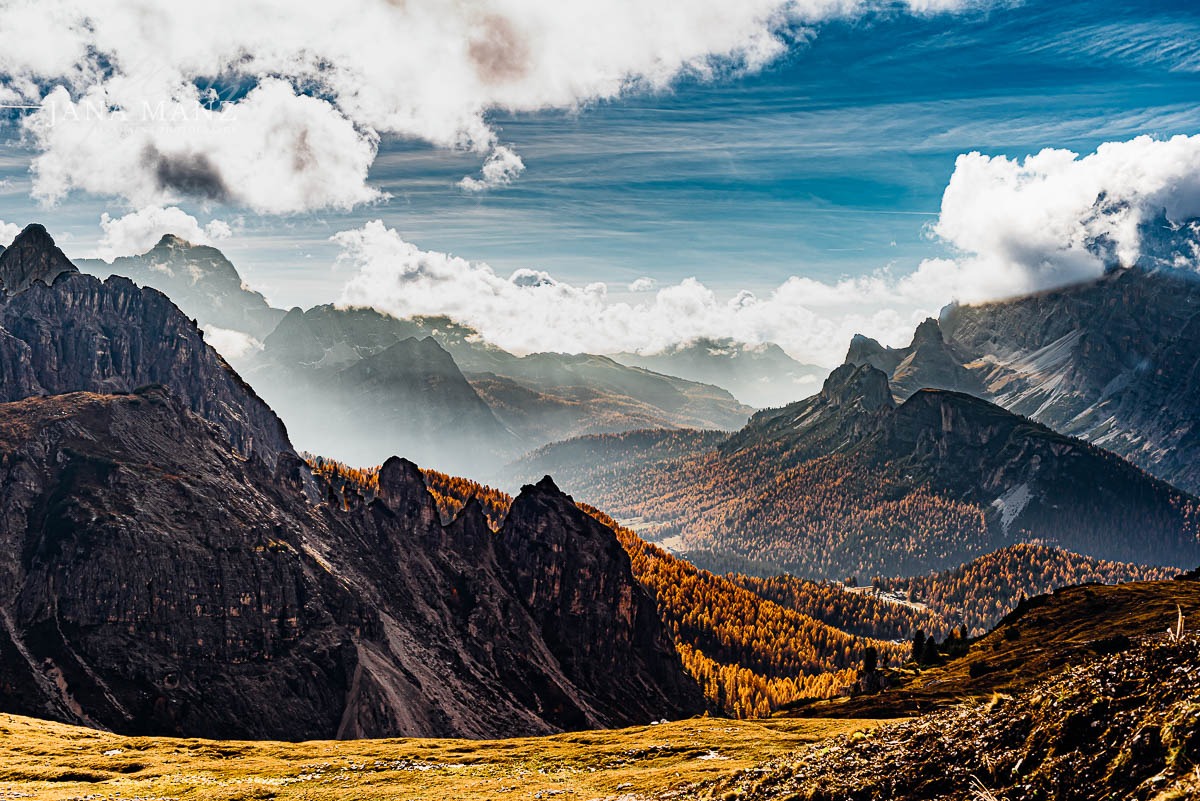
[499,476,703,727]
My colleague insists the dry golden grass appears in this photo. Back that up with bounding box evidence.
[0,712,893,800]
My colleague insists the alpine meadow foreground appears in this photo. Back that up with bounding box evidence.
[0,714,889,801]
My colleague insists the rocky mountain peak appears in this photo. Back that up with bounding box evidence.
[0,223,78,294]
[152,233,193,250]
[531,474,564,495]
[819,363,895,411]
[910,317,944,345]
[845,333,904,375]
[377,455,439,527]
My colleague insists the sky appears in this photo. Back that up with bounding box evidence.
[0,0,1199,365]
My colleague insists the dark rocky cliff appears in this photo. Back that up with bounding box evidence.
[0,388,702,739]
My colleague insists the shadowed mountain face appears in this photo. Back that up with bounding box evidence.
[0,225,703,739]
[847,265,1200,494]
[511,364,1200,579]
[75,235,286,340]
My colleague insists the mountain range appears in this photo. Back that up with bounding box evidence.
[513,361,1200,579]
[614,339,826,409]
[78,236,757,475]
[5,220,1200,754]
[0,224,703,739]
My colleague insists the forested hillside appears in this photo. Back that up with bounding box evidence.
[307,458,1176,717]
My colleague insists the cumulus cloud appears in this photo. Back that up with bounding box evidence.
[925,134,1200,301]
[202,325,264,361]
[459,146,526,192]
[335,220,945,366]
[628,277,658,292]
[0,220,21,246]
[28,80,381,213]
[0,0,983,214]
[93,206,234,261]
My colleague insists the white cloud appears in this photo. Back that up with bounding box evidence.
[925,133,1200,301]
[459,145,526,192]
[335,130,1200,365]
[0,220,21,246]
[628,277,657,292]
[93,206,234,261]
[0,0,983,214]
[904,0,982,13]
[202,325,263,361]
[334,220,939,366]
[28,80,381,214]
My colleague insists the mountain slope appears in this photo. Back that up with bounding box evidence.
[75,234,286,340]
[709,613,1200,800]
[0,389,702,739]
[512,364,1200,579]
[244,303,749,473]
[249,307,516,474]
[849,266,1200,494]
[315,460,917,719]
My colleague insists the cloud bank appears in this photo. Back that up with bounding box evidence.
[336,134,1200,365]
[335,219,941,366]
[0,220,21,246]
[1,0,978,214]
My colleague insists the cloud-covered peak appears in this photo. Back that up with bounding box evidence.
[927,134,1200,300]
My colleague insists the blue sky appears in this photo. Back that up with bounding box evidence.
[1,0,1198,352]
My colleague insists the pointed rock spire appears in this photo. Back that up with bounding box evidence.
[819,363,895,411]
[910,317,945,345]
[377,456,439,528]
[0,224,78,294]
